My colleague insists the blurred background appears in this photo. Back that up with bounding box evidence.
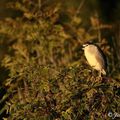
[0,0,120,119]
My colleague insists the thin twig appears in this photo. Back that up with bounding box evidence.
[75,0,86,17]
[38,0,41,9]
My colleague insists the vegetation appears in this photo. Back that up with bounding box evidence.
[0,0,120,120]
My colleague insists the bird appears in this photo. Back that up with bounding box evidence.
[82,42,107,77]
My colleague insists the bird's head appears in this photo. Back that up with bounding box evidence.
[82,40,98,49]
[82,42,93,50]
[82,43,89,49]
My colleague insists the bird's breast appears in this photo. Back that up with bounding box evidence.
[84,50,97,67]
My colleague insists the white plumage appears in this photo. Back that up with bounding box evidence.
[83,44,106,76]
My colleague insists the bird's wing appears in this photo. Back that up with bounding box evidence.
[95,46,107,70]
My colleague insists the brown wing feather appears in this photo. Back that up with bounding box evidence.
[94,45,107,74]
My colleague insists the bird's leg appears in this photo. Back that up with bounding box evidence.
[92,69,96,76]
[98,71,102,80]
[99,71,101,77]
[90,66,97,81]
[91,65,96,76]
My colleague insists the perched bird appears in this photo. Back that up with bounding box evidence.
[82,43,107,76]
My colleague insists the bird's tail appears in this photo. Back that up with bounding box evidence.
[101,69,106,75]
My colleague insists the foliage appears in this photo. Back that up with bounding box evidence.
[3,63,120,120]
[0,0,120,120]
